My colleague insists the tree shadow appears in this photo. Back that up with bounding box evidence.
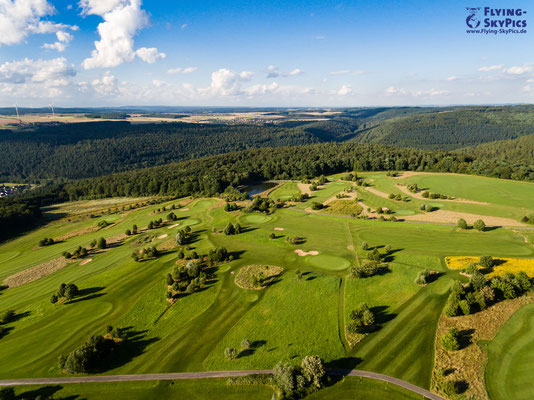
[0,326,13,339]
[458,329,475,349]
[15,385,82,400]
[370,305,396,326]
[240,226,258,233]
[455,380,469,394]
[325,356,362,371]
[8,310,31,323]
[229,250,246,260]
[237,340,267,358]
[66,287,105,304]
[106,327,159,371]
[426,272,443,284]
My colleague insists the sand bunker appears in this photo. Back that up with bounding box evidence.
[4,257,71,288]
[396,185,489,205]
[158,234,168,239]
[297,183,313,195]
[274,227,285,231]
[168,224,179,229]
[79,258,93,266]
[179,208,190,212]
[295,249,319,256]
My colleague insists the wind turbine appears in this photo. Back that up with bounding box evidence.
[15,104,21,124]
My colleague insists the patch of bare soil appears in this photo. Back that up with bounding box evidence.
[79,258,93,266]
[158,234,168,239]
[4,257,72,288]
[294,249,319,256]
[179,208,190,212]
[54,226,99,241]
[403,209,524,227]
[432,294,534,400]
[396,185,489,205]
[297,183,312,195]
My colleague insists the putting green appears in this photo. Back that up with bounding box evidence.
[241,214,272,224]
[306,254,350,271]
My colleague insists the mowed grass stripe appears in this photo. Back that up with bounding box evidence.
[485,304,534,400]
[353,285,447,388]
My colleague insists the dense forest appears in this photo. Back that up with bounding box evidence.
[1,106,534,182]
[350,106,534,150]
[457,133,534,164]
[2,140,533,241]
[0,122,319,181]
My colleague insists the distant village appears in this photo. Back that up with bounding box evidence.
[0,185,28,198]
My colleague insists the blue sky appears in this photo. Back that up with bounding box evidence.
[0,0,532,106]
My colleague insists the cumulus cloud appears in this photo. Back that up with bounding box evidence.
[385,86,448,97]
[267,65,303,78]
[135,47,166,63]
[91,71,119,95]
[81,0,165,69]
[478,64,504,72]
[0,0,78,47]
[244,82,279,96]
[167,66,198,74]
[42,30,74,52]
[199,68,254,96]
[0,57,76,100]
[337,84,352,96]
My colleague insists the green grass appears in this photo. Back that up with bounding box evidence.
[484,302,534,400]
[1,172,533,398]
[269,182,302,201]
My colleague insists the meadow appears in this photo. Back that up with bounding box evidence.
[0,172,533,398]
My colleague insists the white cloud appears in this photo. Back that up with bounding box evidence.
[199,68,253,96]
[244,82,279,96]
[506,65,532,75]
[478,64,504,72]
[135,47,166,63]
[81,0,164,69]
[0,57,76,100]
[337,84,352,96]
[91,71,119,95]
[329,69,366,75]
[0,57,75,85]
[181,23,187,29]
[0,0,78,46]
[42,30,74,52]
[315,34,325,40]
[267,66,303,78]
[385,86,448,97]
[447,76,457,81]
[167,66,198,74]
[385,86,407,96]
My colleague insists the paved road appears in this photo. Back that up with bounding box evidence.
[0,369,446,400]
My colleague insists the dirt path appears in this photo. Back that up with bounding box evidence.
[364,187,391,200]
[396,185,489,205]
[323,190,358,206]
[0,370,446,399]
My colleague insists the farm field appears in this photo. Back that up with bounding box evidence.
[0,172,533,398]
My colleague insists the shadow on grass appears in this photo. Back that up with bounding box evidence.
[15,385,81,400]
[67,287,106,304]
[325,356,362,371]
[7,310,31,323]
[106,327,159,371]
[237,340,267,358]
[370,305,396,326]
[0,326,13,339]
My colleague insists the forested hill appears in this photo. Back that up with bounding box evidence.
[457,133,534,164]
[1,105,534,182]
[0,122,320,181]
[349,106,534,150]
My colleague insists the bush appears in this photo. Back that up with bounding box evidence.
[311,202,323,210]
[479,255,494,269]
[224,347,237,360]
[97,237,107,249]
[440,327,460,351]
[59,335,116,373]
[473,219,486,231]
[457,218,468,229]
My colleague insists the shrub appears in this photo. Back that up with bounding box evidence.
[479,255,494,269]
[97,237,107,249]
[457,218,468,229]
[225,348,237,360]
[311,202,323,210]
[440,327,460,351]
[473,219,486,231]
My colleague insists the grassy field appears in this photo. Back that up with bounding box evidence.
[484,302,534,400]
[0,172,533,398]
[269,182,302,201]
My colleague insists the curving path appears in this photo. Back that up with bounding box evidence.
[0,369,446,400]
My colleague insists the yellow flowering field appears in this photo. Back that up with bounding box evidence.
[446,256,534,277]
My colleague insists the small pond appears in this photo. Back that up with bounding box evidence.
[241,182,278,198]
